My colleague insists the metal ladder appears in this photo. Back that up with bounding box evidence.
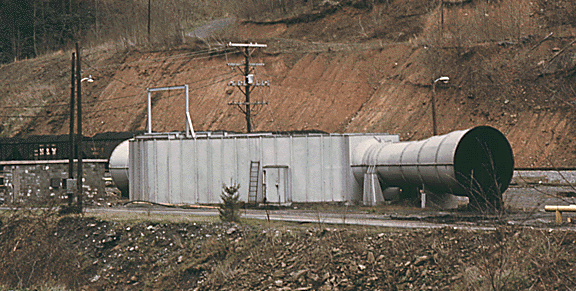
[248,161,260,203]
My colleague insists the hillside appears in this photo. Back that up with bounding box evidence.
[1,0,576,168]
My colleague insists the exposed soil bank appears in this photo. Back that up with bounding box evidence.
[1,1,576,168]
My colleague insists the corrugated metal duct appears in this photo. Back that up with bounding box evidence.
[352,126,514,207]
[127,133,397,205]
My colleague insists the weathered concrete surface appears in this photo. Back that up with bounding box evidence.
[504,170,576,211]
[0,160,108,204]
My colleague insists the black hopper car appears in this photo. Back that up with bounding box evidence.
[0,131,144,162]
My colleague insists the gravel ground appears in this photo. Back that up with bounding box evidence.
[16,216,574,290]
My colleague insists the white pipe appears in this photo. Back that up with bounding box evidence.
[147,88,152,134]
[545,205,576,212]
[186,112,196,139]
[146,85,190,136]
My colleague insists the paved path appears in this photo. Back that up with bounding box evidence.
[504,186,576,211]
[86,207,497,230]
[187,17,236,38]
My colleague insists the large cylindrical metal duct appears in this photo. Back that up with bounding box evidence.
[108,139,131,197]
[352,126,514,206]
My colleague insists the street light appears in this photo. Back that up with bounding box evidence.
[67,73,93,206]
[435,76,449,83]
[76,73,93,211]
[431,76,449,135]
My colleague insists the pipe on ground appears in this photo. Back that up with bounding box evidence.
[352,126,514,208]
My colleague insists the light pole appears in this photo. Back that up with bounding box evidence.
[432,76,449,135]
[69,46,93,210]
[76,72,93,211]
[68,52,76,206]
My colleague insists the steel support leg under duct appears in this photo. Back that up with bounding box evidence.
[363,165,384,206]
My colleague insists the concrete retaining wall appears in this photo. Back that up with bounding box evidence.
[0,159,108,204]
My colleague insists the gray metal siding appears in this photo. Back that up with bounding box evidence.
[130,133,394,205]
[291,136,308,202]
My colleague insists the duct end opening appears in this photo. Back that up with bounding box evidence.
[453,126,514,209]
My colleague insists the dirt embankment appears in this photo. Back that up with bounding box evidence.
[1,215,575,290]
[1,0,576,167]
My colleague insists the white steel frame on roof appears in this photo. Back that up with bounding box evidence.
[146,85,196,138]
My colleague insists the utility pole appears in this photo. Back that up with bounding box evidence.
[440,0,444,32]
[227,42,270,133]
[68,52,75,206]
[147,0,151,43]
[76,43,83,211]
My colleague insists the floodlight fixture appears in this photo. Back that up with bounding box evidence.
[434,76,450,83]
[81,75,94,83]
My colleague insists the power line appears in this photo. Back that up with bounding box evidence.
[83,46,234,71]
[2,41,389,90]
[0,68,377,113]
[0,71,236,112]
[81,46,231,69]
[86,100,146,115]
[0,72,236,119]
[86,70,235,106]
[1,48,236,90]
[258,72,383,86]
[0,114,68,118]
[85,72,236,117]
[4,40,400,91]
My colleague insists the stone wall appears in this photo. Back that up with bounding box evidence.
[0,159,108,204]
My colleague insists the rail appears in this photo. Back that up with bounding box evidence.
[544,205,576,223]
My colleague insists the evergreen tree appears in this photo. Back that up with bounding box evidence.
[219,182,241,223]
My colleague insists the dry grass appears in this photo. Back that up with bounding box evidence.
[81,0,326,51]
[0,207,575,290]
[423,0,538,45]
[84,209,220,224]
[0,208,83,289]
[415,0,541,78]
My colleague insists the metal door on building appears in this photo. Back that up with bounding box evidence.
[263,165,289,204]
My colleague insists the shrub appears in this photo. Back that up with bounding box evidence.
[219,182,241,222]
